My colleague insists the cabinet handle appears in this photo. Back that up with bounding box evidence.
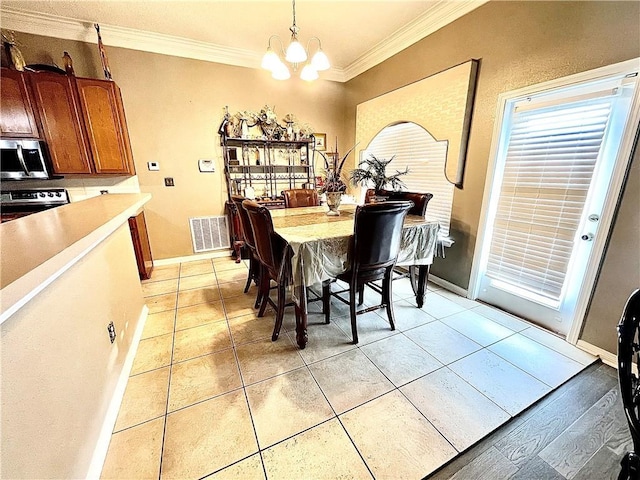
[16,144,30,175]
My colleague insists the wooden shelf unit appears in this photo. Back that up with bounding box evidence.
[220,136,316,205]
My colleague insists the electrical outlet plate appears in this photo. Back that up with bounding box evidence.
[164,177,174,187]
[107,321,116,343]
[198,159,215,172]
[147,161,160,171]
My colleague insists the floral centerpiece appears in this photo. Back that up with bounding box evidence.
[317,140,357,215]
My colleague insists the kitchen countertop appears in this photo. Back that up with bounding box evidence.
[0,193,151,324]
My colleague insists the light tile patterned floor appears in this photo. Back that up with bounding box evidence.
[100,258,596,479]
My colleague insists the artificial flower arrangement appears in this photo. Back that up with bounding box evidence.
[317,139,358,193]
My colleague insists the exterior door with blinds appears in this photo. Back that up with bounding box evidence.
[475,68,639,336]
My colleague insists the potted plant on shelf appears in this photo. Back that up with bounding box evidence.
[349,154,409,201]
[317,141,357,216]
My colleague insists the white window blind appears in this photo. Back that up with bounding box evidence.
[363,122,453,237]
[486,92,617,302]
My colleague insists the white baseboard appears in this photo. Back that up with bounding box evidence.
[429,274,468,298]
[154,249,233,266]
[576,339,617,369]
[86,305,149,479]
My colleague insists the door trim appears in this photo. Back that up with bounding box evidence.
[469,57,640,344]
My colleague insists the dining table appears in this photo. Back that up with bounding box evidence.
[270,204,440,349]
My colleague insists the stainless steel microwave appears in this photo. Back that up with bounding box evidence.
[0,139,51,180]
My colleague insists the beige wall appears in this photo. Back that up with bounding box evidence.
[15,33,348,259]
[343,0,640,352]
[0,224,145,478]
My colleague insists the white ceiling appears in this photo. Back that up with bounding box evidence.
[1,0,487,81]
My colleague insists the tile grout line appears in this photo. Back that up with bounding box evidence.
[215,260,271,480]
[156,261,182,480]
[305,347,377,479]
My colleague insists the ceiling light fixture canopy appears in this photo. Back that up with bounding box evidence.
[261,0,330,81]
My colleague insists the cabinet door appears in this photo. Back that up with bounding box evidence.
[128,211,154,280]
[75,79,135,175]
[29,73,93,174]
[0,68,40,138]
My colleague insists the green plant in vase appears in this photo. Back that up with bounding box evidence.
[317,142,357,216]
[349,154,409,199]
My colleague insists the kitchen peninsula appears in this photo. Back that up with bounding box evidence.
[0,193,151,479]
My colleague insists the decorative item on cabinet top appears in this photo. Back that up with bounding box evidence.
[94,24,113,81]
[1,31,26,71]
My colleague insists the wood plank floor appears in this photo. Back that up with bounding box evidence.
[427,361,631,480]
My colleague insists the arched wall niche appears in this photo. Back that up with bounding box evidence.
[361,120,454,236]
[355,59,478,189]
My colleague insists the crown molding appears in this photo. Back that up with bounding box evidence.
[0,8,259,68]
[0,7,346,82]
[0,2,486,84]
[343,0,489,81]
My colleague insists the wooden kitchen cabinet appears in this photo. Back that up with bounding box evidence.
[0,68,40,138]
[128,211,154,280]
[75,79,135,175]
[0,68,136,176]
[29,72,93,174]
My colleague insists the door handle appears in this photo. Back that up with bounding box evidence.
[581,233,595,241]
[16,145,30,175]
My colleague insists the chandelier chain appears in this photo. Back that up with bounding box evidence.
[292,0,297,27]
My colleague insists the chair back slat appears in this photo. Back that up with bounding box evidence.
[353,201,412,268]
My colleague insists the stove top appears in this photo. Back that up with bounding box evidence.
[1,188,70,208]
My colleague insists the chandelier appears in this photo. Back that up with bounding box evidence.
[261,0,330,81]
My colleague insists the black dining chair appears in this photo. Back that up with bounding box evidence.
[231,195,262,307]
[242,200,299,341]
[283,188,320,208]
[617,289,640,480]
[365,189,434,298]
[322,201,413,344]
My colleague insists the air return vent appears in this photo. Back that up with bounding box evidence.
[189,216,230,253]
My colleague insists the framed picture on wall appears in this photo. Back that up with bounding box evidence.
[314,133,326,151]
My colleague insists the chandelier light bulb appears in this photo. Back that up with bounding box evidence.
[272,61,291,80]
[300,64,319,81]
[285,37,307,64]
[311,49,330,71]
[261,48,280,71]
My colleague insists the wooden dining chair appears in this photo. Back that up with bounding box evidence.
[242,200,299,341]
[230,195,262,307]
[322,201,413,343]
[364,188,377,204]
[376,189,433,217]
[617,289,640,480]
[283,188,320,208]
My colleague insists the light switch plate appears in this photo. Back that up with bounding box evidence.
[198,159,215,172]
[147,161,160,171]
